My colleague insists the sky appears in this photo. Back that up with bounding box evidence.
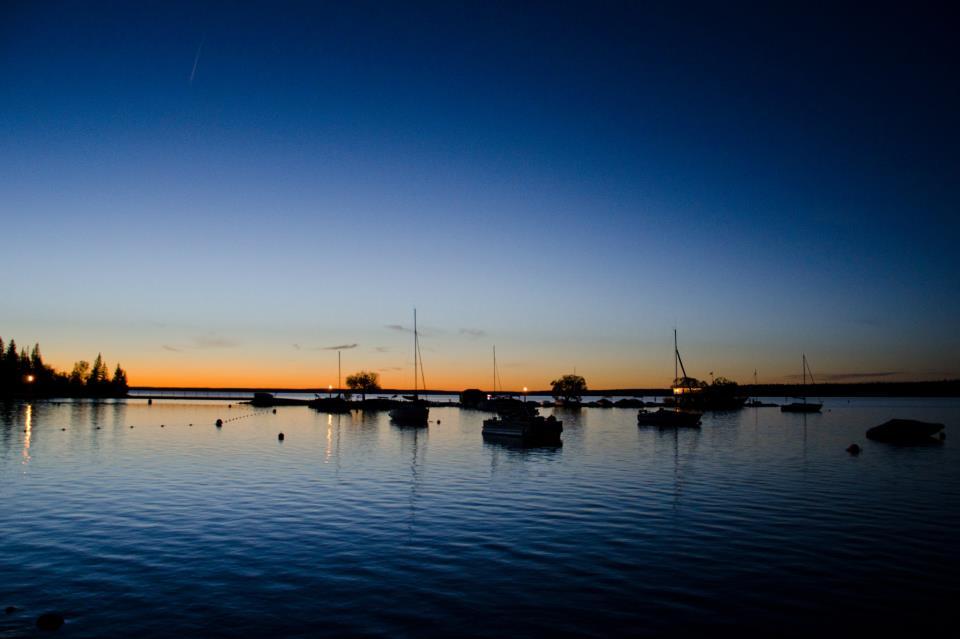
[1,1,958,390]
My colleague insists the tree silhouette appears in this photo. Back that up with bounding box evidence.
[551,374,587,404]
[70,361,91,387]
[89,353,108,387]
[112,364,128,393]
[346,370,380,402]
[1,335,131,398]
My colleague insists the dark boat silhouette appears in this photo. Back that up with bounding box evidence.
[637,408,702,427]
[781,354,823,413]
[866,419,944,444]
[665,330,746,411]
[389,309,429,427]
[482,402,562,445]
[308,350,351,413]
[308,396,351,413]
[639,331,705,427]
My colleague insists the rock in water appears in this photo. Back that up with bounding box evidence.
[216,419,223,427]
[866,419,945,444]
[846,443,861,455]
[36,612,64,631]
[5,606,19,614]
[278,432,285,441]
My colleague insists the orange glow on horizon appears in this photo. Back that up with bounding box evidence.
[112,362,673,391]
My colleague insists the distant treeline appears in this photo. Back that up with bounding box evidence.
[594,380,960,398]
[0,337,129,398]
[130,380,960,398]
[738,380,960,398]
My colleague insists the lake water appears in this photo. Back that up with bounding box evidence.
[2,399,958,637]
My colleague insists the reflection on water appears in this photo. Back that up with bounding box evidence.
[0,398,958,637]
[22,403,31,467]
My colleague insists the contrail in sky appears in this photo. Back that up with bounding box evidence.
[189,36,205,84]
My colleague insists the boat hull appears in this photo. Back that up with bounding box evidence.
[389,403,429,427]
[866,419,944,444]
[482,416,562,445]
[780,402,823,413]
[307,397,352,413]
[637,409,702,427]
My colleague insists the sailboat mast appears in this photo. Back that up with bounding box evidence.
[802,353,806,404]
[413,308,418,398]
[674,329,678,384]
[493,345,497,394]
[338,350,341,397]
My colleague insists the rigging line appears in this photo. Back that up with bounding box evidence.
[416,331,427,392]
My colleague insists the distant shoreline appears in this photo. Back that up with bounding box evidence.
[124,380,960,399]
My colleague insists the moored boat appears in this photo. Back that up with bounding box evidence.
[389,308,429,427]
[308,396,352,413]
[780,354,822,413]
[309,350,351,413]
[389,401,430,426]
[780,401,822,413]
[637,408,702,427]
[482,403,562,445]
[866,418,944,444]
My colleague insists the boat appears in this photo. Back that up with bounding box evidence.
[482,402,562,445]
[637,331,707,426]
[637,407,702,427]
[308,396,351,413]
[780,354,823,413]
[744,370,776,407]
[667,330,746,411]
[866,419,944,444]
[476,345,519,412]
[389,309,430,427]
[308,350,352,413]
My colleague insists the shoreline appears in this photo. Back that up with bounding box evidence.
[127,380,960,398]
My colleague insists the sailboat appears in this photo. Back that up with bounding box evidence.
[389,309,430,427]
[638,330,703,427]
[780,354,823,413]
[744,369,767,407]
[308,350,351,413]
[477,345,524,412]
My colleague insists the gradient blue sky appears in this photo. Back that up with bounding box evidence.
[1,1,958,388]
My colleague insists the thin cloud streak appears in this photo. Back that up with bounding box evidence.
[189,35,204,84]
[294,343,358,351]
[193,335,240,349]
[385,324,444,337]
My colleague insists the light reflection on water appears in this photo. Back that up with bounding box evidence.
[1,398,958,637]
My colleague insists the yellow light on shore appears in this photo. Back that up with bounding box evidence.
[25,375,35,383]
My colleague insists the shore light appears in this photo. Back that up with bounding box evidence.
[25,375,35,383]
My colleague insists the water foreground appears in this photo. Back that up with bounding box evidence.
[2,399,958,637]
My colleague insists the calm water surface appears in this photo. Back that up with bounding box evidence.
[2,399,958,637]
